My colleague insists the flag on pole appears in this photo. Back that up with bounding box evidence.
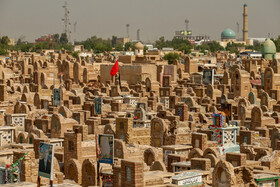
[118,72,122,89]
[110,60,119,76]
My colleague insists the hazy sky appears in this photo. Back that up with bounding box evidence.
[0,0,279,43]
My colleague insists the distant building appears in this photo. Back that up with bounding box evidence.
[239,51,262,59]
[219,28,246,48]
[35,34,53,43]
[116,37,130,46]
[8,38,15,46]
[145,44,154,50]
[262,39,276,60]
[174,30,210,41]
[74,45,84,52]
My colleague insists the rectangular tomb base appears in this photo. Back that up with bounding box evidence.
[172,172,203,186]
[218,144,240,155]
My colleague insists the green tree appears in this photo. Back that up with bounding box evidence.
[60,33,68,44]
[272,36,280,52]
[72,51,80,58]
[19,43,33,52]
[0,48,8,55]
[144,46,148,55]
[16,38,23,45]
[114,43,123,51]
[1,36,10,46]
[163,52,180,64]
[245,43,262,51]
[225,42,244,54]
[32,41,49,52]
[196,44,210,54]
[208,41,224,52]
[155,36,166,49]
[154,37,193,53]
[53,34,60,43]
[112,35,117,47]
[124,42,134,51]
[78,36,112,52]
[57,43,73,51]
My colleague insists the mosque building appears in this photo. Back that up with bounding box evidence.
[262,39,277,60]
[219,28,246,48]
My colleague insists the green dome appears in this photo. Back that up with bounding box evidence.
[221,28,236,40]
[262,39,276,54]
[262,39,276,60]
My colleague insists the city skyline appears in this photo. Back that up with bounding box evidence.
[0,0,279,43]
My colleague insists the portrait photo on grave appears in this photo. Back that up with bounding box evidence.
[221,103,232,123]
[203,69,214,85]
[94,97,102,115]
[53,88,61,106]
[98,134,114,165]
[38,143,54,179]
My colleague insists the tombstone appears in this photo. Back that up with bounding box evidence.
[5,113,27,132]
[94,97,102,115]
[183,96,195,109]
[53,88,61,106]
[134,107,146,122]
[191,158,211,171]
[270,128,280,150]
[0,84,7,101]
[233,69,251,98]
[248,92,256,104]
[73,62,81,84]
[239,130,254,145]
[32,71,39,86]
[264,67,274,93]
[121,159,144,187]
[110,86,120,97]
[172,172,203,186]
[40,72,46,87]
[65,79,72,91]
[206,85,214,99]
[162,75,171,87]
[210,113,240,154]
[191,133,207,151]
[151,118,167,147]
[160,86,172,97]
[260,92,268,107]
[237,102,247,124]
[195,87,205,98]
[220,94,227,105]
[169,95,179,109]
[116,118,133,143]
[184,56,198,74]
[114,139,126,159]
[136,102,147,111]
[203,69,214,85]
[225,153,246,167]
[220,103,232,123]
[145,77,151,92]
[251,106,263,129]
[143,148,156,166]
[0,126,15,147]
[175,102,188,121]
[212,160,236,186]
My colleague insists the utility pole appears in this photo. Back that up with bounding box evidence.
[185,19,189,31]
[126,24,130,39]
[74,22,77,44]
[62,1,71,43]
[137,29,140,41]
[237,22,239,34]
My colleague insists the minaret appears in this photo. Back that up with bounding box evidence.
[243,4,248,43]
